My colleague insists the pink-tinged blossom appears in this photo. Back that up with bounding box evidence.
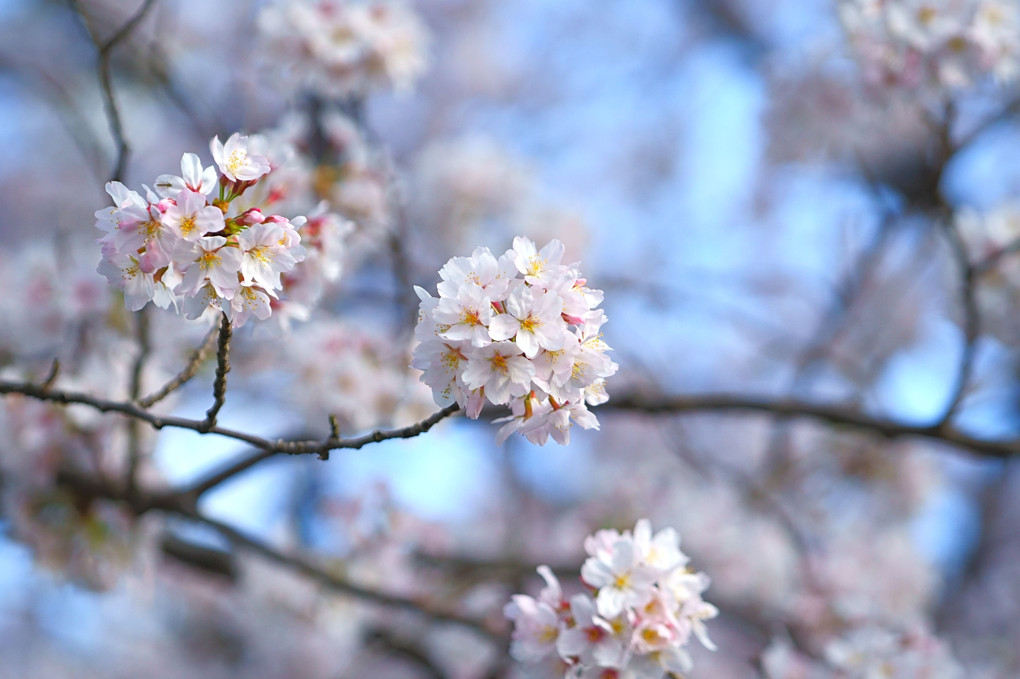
[511,235,567,287]
[581,536,660,619]
[437,246,516,299]
[504,594,561,663]
[154,152,218,197]
[181,283,223,320]
[228,284,273,327]
[555,594,627,669]
[461,341,534,404]
[161,189,224,242]
[518,400,599,446]
[633,519,687,573]
[433,283,493,347]
[488,284,566,357]
[211,133,272,183]
[97,250,156,312]
[237,222,302,293]
[179,236,243,300]
[411,340,469,407]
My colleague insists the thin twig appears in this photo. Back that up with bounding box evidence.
[937,218,981,425]
[40,358,61,390]
[182,404,461,499]
[70,0,160,182]
[138,324,219,408]
[200,313,232,432]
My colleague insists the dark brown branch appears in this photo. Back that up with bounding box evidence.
[182,404,461,498]
[200,313,232,432]
[138,324,219,408]
[0,378,462,458]
[603,393,1020,459]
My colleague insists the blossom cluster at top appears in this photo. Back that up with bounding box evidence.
[258,0,428,97]
[95,133,350,328]
[411,237,617,445]
[839,0,1019,91]
[505,519,718,678]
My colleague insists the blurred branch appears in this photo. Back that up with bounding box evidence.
[604,392,1020,459]
[0,52,106,188]
[362,628,449,679]
[934,461,1013,633]
[936,217,981,425]
[160,531,239,581]
[52,467,497,639]
[70,0,160,182]
[184,511,499,640]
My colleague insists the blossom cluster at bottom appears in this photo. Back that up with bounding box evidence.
[505,519,718,678]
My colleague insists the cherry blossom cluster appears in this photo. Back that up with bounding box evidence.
[258,0,428,97]
[504,519,718,678]
[411,237,617,445]
[839,0,1020,91]
[95,133,348,328]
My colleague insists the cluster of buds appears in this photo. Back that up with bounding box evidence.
[839,0,1020,91]
[258,0,429,97]
[411,237,617,445]
[95,133,344,328]
[505,519,718,678]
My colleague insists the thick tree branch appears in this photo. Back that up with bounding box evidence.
[0,377,461,460]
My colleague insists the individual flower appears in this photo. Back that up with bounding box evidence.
[154,152,218,197]
[580,534,660,619]
[160,189,224,242]
[211,133,272,183]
